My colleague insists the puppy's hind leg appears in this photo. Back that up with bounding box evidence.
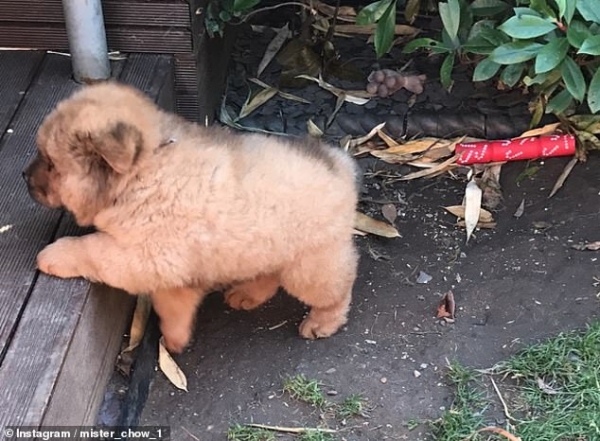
[281,240,358,339]
[224,274,280,310]
[151,287,206,353]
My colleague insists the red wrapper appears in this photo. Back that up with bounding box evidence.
[456,134,576,165]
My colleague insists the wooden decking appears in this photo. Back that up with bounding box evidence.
[0,51,175,429]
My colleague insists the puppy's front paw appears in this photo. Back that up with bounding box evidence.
[37,237,85,279]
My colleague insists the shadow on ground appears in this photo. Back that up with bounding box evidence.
[140,152,600,440]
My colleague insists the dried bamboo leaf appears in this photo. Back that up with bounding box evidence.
[354,212,401,238]
[124,295,152,352]
[296,74,371,104]
[400,155,458,180]
[158,337,188,391]
[327,93,346,127]
[257,24,291,77]
[347,122,386,148]
[443,205,494,223]
[519,123,560,138]
[464,179,483,243]
[549,157,578,198]
[237,87,279,120]
[376,129,401,148]
[307,119,323,137]
[249,78,310,104]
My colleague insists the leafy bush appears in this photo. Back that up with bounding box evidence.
[359,0,600,115]
[204,0,261,37]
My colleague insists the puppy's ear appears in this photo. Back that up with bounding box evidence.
[89,122,143,174]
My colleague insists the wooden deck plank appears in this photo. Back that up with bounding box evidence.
[0,0,190,27]
[0,53,175,428]
[0,51,44,137]
[0,54,79,359]
[0,24,192,53]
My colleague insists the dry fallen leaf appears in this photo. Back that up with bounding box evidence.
[476,427,522,441]
[296,74,371,105]
[572,241,600,251]
[519,122,560,138]
[549,157,578,198]
[257,23,291,78]
[443,205,494,223]
[480,163,503,210]
[249,78,310,104]
[159,337,188,391]
[307,119,323,137]
[347,122,386,149]
[124,295,152,352]
[381,203,397,224]
[354,211,401,238]
[237,86,279,120]
[514,199,525,218]
[437,291,455,319]
[335,24,418,36]
[464,178,483,243]
[400,155,458,180]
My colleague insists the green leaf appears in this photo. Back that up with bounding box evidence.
[556,0,576,24]
[498,15,557,39]
[530,0,556,19]
[402,38,452,53]
[374,0,396,58]
[501,63,526,87]
[578,35,600,55]
[489,41,544,64]
[588,68,600,113]
[561,56,586,102]
[547,89,574,114]
[513,7,542,17]
[439,0,461,47]
[356,0,393,25]
[232,0,260,13]
[577,0,600,24]
[535,38,569,74]
[469,0,511,17]
[567,20,593,49]
[473,57,501,81]
[440,53,455,90]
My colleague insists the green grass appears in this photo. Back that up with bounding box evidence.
[434,323,600,441]
[298,430,336,441]
[283,374,327,408]
[336,393,366,419]
[227,425,275,441]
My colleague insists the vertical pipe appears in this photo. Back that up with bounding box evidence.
[62,0,111,83]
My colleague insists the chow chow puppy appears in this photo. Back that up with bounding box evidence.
[23,82,359,352]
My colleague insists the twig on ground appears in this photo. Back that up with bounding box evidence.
[246,424,337,434]
[490,376,516,422]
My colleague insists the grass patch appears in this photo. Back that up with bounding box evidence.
[298,430,336,441]
[336,393,367,419]
[283,374,327,408]
[227,424,275,441]
[434,323,600,441]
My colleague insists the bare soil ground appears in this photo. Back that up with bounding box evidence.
[140,153,600,440]
[139,21,600,441]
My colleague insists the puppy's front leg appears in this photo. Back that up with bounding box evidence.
[37,233,153,294]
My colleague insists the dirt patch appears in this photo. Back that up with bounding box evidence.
[140,152,600,440]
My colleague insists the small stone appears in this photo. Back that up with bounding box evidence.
[326,368,337,374]
[414,370,421,378]
[416,271,432,284]
[380,377,388,384]
[327,390,338,396]
[420,363,428,369]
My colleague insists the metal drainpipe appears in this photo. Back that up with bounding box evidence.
[62,0,111,83]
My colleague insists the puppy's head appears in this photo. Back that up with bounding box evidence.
[23,82,162,226]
